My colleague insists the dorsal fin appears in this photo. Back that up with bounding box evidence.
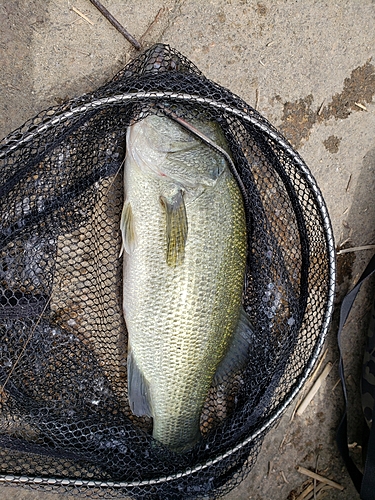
[160,190,188,267]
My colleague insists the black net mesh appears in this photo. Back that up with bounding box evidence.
[0,44,335,499]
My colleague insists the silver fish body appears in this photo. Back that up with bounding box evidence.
[121,112,248,453]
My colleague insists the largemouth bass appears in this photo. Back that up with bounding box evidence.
[121,111,250,453]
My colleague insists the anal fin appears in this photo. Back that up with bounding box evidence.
[127,349,152,417]
[160,190,188,267]
[214,306,254,386]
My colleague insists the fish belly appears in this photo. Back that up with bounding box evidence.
[123,164,246,453]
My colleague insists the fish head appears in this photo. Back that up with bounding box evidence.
[126,114,229,192]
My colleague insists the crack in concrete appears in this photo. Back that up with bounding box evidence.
[137,0,183,49]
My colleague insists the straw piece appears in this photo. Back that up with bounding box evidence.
[296,362,333,415]
[309,349,328,383]
[354,102,367,111]
[267,460,272,477]
[296,482,314,500]
[317,100,325,116]
[296,482,332,500]
[296,466,344,491]
[290,348,328,422]
[337,245,375,255]
[292,350,328,420]
[346,173,352,192]
[278,434,287,451]
[281,470,289,483]
[71,6,94,25]
[331,378,341,393]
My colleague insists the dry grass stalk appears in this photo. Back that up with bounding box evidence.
[331,378,341,393]
[281,470,289,484]
[295,482,314,500]
[308,349,328,383]
[71,6,94,25]
[317,100,325,116]
[296,466,344,491]
[267,460,272,477]
[296,362,333,415]
[291,350,328,421]
[279,434,287,451]
[296,481,333,500]
[337,244,375,255]
[346,173,352,191]
[354,102,367,111]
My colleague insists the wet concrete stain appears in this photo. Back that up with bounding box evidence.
[278,61,375,149]
[279,94,315,149]
[320,61,375,121]
[323,135,341,153]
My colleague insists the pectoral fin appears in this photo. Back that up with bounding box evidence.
[213,307,254,386]
[160,191,188,267]
[120,200,136,256]
[127,348,152,417]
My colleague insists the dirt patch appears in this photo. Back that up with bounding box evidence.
[278,61,375,149]
[320,60,375,120]
[323,135,341,153]
[279,95,315,148]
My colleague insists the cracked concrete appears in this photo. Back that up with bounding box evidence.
[1,1,375,499]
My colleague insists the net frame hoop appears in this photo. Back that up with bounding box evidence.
[0,91,336,489]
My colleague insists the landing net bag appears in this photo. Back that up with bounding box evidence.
[0,45,335,499]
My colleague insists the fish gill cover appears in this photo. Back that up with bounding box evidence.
[0,44,335,499]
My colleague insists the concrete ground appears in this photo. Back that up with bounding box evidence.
[1,1,375,498]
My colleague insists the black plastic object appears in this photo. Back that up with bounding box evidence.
[0,44,335,499]
[336,253,375,499]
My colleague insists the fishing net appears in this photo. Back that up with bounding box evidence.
[0,44,335,499]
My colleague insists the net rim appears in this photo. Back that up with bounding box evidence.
[0,92,336,489]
